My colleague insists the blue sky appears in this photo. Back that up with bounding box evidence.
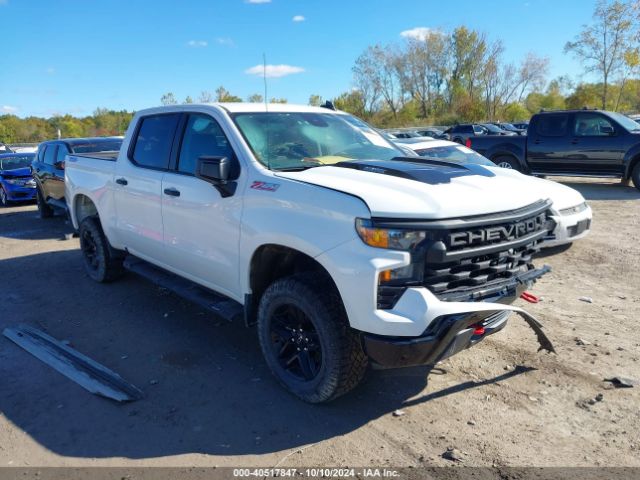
[1,0,598,118]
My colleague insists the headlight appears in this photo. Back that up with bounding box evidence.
[5,179,21,185]
[559,202,588,216]
[26,179,36,187]
[355,218,427,250]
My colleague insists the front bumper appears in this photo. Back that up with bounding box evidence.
[543,206,592,248]
[364,309,510,368]
[4,184,36,201]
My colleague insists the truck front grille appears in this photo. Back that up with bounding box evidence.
[375,200,554,309]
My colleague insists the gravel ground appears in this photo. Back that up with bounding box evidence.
[0,177,638,469]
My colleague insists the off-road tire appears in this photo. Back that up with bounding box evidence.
[36,188,54,218]
[631,163,640,191]
[79,216,124,283]
[257,274,368,403]
[0,187,8,207]
[493,155,520,171]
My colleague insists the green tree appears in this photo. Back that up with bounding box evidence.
[247,93,264,103]
[215,86,242,102]
[564,0,639,109]
[308,94,323,106]
[160,92,177,105]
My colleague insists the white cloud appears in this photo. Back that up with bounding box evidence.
[245,64,305,78]
[246,0,271,3]
[292,15,305,22]
[2,105,18,113]
[187,40,208,48]
[400,27,433,41]
[216,37,235,46]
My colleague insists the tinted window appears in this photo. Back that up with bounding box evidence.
[132,114,180,169]
[44,144,58,165]
[574,113,615,137]
[178,114,234,175]
[56,144,69,164]
[72,139,122,154]
[536,114,569,137]
[0,154,35,170]
[37,145,47,162]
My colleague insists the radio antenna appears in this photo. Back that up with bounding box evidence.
[263,53,272,171]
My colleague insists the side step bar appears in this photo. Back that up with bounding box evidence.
[123,256,244,322]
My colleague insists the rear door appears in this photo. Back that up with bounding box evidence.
[113,113,181,262]
[40,143,59,199]
[160,111,243,299]
[49,143,68,200]
[526,113,572,174]
[568,112,625,175]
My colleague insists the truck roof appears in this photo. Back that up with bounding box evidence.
[137,103,346,117]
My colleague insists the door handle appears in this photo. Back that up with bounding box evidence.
[571,139,579,144]
[115,177,128,186]
[163,188,180,197]
[533,140,542,145]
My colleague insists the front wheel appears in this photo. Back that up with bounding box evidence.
[257,274,368,403]
[79,216,124,283]
[493,155,520,171]
[631,163,640,191]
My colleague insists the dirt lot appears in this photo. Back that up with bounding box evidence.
[0,177,639,469]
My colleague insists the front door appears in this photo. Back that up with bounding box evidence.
[567,112,625,175]
[161,112,243,300]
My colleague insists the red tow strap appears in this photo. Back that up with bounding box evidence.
[520,291,539,304]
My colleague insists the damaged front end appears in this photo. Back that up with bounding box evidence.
[363,199,557,368]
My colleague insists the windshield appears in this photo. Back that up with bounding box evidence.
[609,112,640,132]
[232,112,403,170]
[0,154,34,170]
[414,145,494,166]
[481,124,503,134]
[72,139,123,154]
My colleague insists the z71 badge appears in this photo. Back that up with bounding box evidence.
[250,181,280,192]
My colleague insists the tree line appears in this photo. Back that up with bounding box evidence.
[2,0,638,143]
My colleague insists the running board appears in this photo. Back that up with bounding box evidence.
[123,256,244,322]
[3,324,143,402]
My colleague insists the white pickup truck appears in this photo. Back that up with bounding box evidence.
[66,103,555,403]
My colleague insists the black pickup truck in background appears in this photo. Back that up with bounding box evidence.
[467,109,640,190]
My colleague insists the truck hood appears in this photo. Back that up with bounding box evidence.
[275,159,552,219]
[484,166,586,211]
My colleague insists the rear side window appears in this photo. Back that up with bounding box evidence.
[131,114,180,169]
[56,144,69,163]
[178,114,234,175]
[44,144,58,165]
[535,114,569,137]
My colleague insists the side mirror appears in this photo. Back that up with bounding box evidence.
[54,160,65,170]
[600,125,615,135]
[196,156,230,184]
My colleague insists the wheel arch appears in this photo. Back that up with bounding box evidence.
[72,193,99,228]
[246,244,342,326]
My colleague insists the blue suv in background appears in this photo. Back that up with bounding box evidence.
[0,153,36,206]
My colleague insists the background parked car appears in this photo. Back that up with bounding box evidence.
[0,142,13,153]
[442,124,489,144]
[0,152,36,206]
[479,123,518,136]
[491,122,527,135]
[512,121,530,130]
[32,136,123,218]
[397,138,592,248]
[413,127,448,139]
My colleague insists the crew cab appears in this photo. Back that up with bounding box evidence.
[66,103,555,403]
[32,137,123,218]
[467,109,640,190]
[398,139,592,248]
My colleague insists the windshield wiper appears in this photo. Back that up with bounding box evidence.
[272,165,324,172]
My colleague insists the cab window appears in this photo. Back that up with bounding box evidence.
[574,113,615,137]
[44,144,58,165]
[131,114,180,170]
[177,114,235,175]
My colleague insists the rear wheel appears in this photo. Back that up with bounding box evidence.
[0,187,8,207]
[36,188,54,218]
[631,163,640,191]
[493,155,520,171]
[257,274,368,403]
[79,216,124,282]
